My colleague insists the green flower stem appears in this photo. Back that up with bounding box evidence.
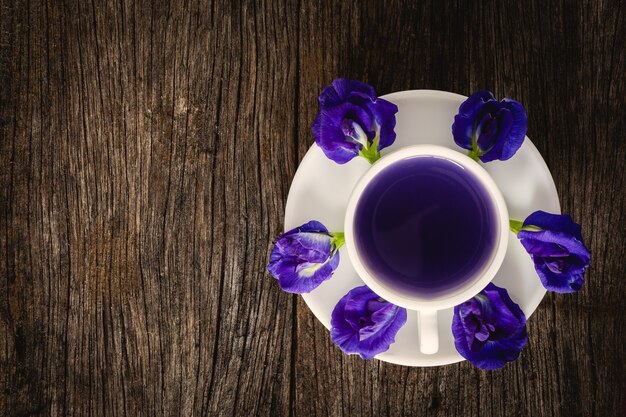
[509,219,524,234]
[509,219,542,234]
[359,131,381,164]
[468,131,483,162]
[467,150,480,162]
[359,147,381,164]
[330,232,345,251]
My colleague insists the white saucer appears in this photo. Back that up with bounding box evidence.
[284,90,560,367]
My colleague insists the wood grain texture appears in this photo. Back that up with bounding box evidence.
[0,0,624,416]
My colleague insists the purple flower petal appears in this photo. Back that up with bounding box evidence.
[267,221,341,293]
[359,301,398,340]
[515,237,570,258]
[330,285,407,359]
[458,90,496,117]
[498,99,528,160]
[459,328,528,370]
[325,102,376,135]
[312,79,398,164]
[478,99,527,162]
[274,231,330,262]
[366,98,399,150]
[274,250,340,293]
[475,110,500,152]
[478,108,513,162]
[320,79,377,107]
[523,210,583,241]
[483,285,526,338]
[452,283,527,370]
[451,114,475,150]
[516,211,590,293]
[452,91,527,162]
[452,91,496,150]
[290,220,328,234]
[313,111,363,165]
[518,230,590,261]
[534,262,585,293]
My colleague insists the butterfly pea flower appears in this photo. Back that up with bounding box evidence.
[452,90,527,162]
[510,211,591,293]
[268,221,344,294]
[312,79,398,164]
[452,283,527,370]
[330,285,407,359]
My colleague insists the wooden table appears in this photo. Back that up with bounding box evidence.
[1,1,624,416]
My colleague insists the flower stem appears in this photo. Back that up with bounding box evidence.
[467,150,480,162]
[359,131,381,164]
[467,131,484,162]
[360,150,380,164]
[509,219,524,234]
[330,232,345,251]
[509,219,543,234]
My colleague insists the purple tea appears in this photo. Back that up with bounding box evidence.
[353,156,498,297]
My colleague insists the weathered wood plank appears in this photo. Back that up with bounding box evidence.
[0,0,624,416]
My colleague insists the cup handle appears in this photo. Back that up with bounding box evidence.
[418,310,439,354]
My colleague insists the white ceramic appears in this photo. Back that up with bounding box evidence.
[343,145,509,355]
[284,90,560,366]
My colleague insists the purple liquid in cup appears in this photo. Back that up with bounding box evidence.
[353,156,498,297]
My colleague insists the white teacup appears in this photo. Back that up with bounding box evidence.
[344,145,509,354]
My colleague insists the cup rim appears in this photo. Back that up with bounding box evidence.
[344,144,509,311]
